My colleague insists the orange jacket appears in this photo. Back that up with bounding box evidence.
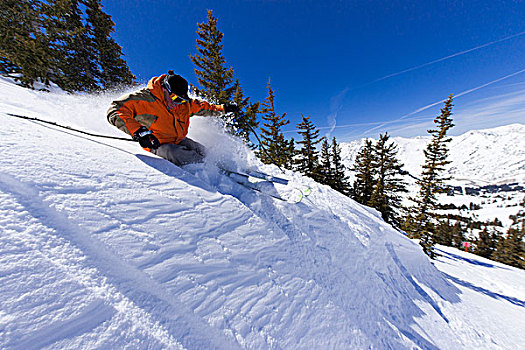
[107,74,225,146]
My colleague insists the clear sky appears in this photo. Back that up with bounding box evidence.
[102,0,525,142]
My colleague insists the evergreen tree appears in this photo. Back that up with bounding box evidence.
[0,0,26,75]
[451,221,466,249]
[352,139,376,205]
[493,200,525,269]
[367,133,408,228]
[190,9,234,105]
[0,0,53,88]
[493,228,525,269]
[434,218,454,246]
[475,226,498,259]
[284,137,296,170]
[84,0,135,90]
[330,137,351,195]
[295,114,323,180]
[319,138,333,186]
[510,198,525,230]
[317,137,351,194]
[256,78,290,167]
[44,0,98,91]
[229,79,259,147]
[409,95,455,257]
[1,0,133,91]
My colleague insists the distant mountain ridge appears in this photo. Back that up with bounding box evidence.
[340,123,525,186]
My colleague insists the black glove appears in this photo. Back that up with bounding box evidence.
[133,126,160,149]
[224,103,239,113]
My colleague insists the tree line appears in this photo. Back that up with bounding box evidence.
[431,208,525,269]
[0,0,135,91]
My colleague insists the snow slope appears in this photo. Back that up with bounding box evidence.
[1,78,524,349]
[340,125,525,186]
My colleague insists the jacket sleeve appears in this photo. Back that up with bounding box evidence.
[107,99,143,137]
[188,99,225,117]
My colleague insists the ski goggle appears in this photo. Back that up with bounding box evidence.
[171,94,188,104]
[162,77,173,94]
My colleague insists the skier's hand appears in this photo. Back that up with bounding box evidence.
[133,126,160,149]
[224,103,239,113]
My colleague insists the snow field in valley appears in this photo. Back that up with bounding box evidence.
[1,78,524,349]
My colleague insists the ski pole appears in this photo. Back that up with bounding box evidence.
[5,113,136,141]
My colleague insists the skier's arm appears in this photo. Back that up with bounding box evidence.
[107,100,143,136]
[188,99,225,117]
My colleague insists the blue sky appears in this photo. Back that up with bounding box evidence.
[102,0,525,141]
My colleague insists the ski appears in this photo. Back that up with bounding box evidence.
[244,170,289,185]
[219,167,312,198]
[220,168,288,185]
[220,168,304,203]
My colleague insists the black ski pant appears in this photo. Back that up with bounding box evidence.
[151,137,206,166]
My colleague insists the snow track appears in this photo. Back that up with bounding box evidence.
[0,179,184,349]
[0,172,239,349]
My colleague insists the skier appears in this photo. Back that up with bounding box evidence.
[107,71,238,166]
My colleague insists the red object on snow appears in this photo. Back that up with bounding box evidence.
[463,242,471,252]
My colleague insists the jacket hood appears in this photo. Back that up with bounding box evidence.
[147,74,167,101]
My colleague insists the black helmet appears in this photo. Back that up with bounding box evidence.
[163,70,189,101]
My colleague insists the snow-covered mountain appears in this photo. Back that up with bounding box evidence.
[1,77,524,349]
[340,126,525,230]
[340,124,525,186]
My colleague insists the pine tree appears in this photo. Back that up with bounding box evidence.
[0,0,53,88]
[1,0,133,91]
[284,137,296,170]
[451,221,466,249]
[44,0,98,91]
[367,133,408,228]
[229,79,259,147]
[84,0,135,90]
[430,218,466,249]
[352,139,376,205]
[493,200,525,269]
[409,95,455,257]
[510,198,525,231]
[434,218,454,246]
[330,137,351,195]
[190,9,234,105]
[319,138,333,186]
[295,114,323,180]
[493,228,525,269]
[0,0,27,75]
[475,226,498,259]
[256,78,290,167]
[317,137,351,194]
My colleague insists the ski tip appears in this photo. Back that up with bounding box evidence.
[284,188,304,204]
[301,187,312,196]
